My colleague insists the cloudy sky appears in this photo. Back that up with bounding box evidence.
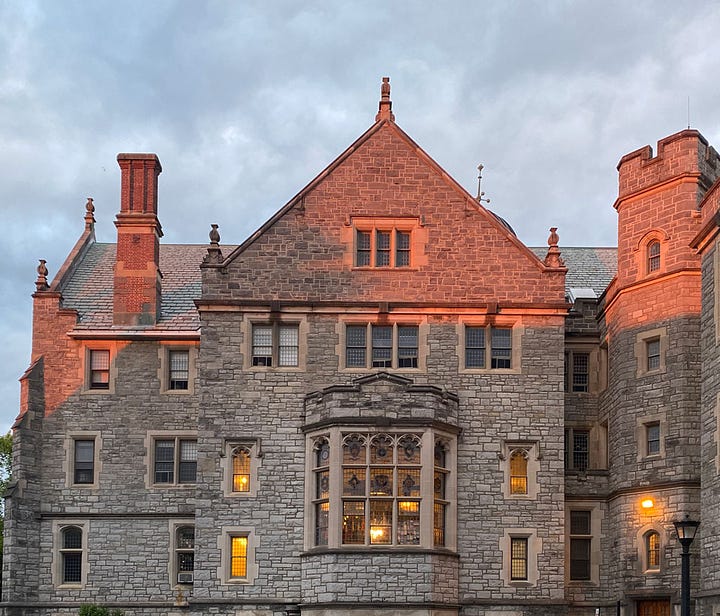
[2,0,720,432]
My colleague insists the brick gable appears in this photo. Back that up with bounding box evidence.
[204,122,566,306]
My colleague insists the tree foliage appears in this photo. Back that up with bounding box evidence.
[0,431,12,553]
[79,605,125,616]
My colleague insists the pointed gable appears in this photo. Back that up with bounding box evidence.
[203,81,565,307]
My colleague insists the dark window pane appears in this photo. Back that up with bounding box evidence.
[396,231,411,267]
[491,328,512,369]
[155,440,175,483]
[346,326,367,367]
[570,538,591,580]
[572,353,589,392]
[570,510,591,535]
[63,552,82,583]
[74,440,94,484]
[372,326,392,367]
[375,231,390,266]
[356,230,371,266]
[178,440,197,483]
[465,327,486,368]
[573,431,589,471]
[398,326,418,368]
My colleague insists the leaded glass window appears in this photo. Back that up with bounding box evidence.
[230,536,248,578]
[61,526,83,584]
[232,446,251,492]
[251,323,300,367]
[169,350,189,390]
[509,449,528,495]
[646,531,661,570]
[510,537,528,580]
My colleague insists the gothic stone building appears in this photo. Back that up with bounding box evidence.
[4,80,720,616]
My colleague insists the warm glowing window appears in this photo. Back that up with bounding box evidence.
[509,449,528,495]
[310,429,454,549]
[510,537,528,580]
[230,536,248,578]
[89,350,110,389]
[232,446,251,492]
[647,241,661,273]
[646,531,661,570]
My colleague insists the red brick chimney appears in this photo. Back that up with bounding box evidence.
[113,153,163,326]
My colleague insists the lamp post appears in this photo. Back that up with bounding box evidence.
[674,517,700,616]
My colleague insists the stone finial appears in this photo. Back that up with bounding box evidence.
[84,197,96,230]
[35,259,49,291]
[375,76,395,122]
[204,224,223,264]
[544,227,564,268]
[209,223,220,245]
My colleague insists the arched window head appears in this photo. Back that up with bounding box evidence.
[509,449,529,495]
[647,241,661,273]
[646,530,661,570]
[60,526,83,584]
[231,446,251,493]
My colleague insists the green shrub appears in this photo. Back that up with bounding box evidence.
[78,606,124,616]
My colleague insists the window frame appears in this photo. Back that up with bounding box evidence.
[510,536,528,581]
[305,427,456,552]
[459,323,520,373]
[170,521,195,586]
[647,240,661,273]
[223,440,260,497]
[645,530,661,572]
[500,529,540,586]
[52,520,88,588]
[242,316,307,371]
[343,323,423,371]
[159,345,198,394]
[564,350,590,393]
[564,428,590,471]
[501,442,539,500]
[569,510,592,581]
[82,345,117,394]
[146,432,198,488]
[636,414,666,461]
[251,322,299,368]
[353,223,416,269]
[217,526,258,585]
[65,432,101,488]
[635,327,668,377]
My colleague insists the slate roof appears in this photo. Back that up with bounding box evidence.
[60,243,228,331]
[530,246,617,297]
[60,243,617,332]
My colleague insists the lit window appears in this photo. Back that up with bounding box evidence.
[60,526,83,584]
[509,449,528,495]
[89,350,110,389]
[646,339,660,371]
[230,536,248,579]
[252,323,299,367]
[646,530,661,571]
[569,511,591,581]
[175,526,195,584]
[355,228,412,268]
[169,350,189,390]
[648,241,661,273]
[154,438,197,485]
[345,324,419,369]
[565,351,589,393]
[646,423,661,456]
[231,446,251,493]
[510,537,528,580]
[73,439,95,485]
[565,429,589,471]
[310,429,453,549]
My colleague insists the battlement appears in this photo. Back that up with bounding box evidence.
[616,129,720,204]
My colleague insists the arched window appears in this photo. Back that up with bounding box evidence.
[509,449,528,495]
[231,446,251,493]
[60,526,83,584]
[646,530,661,570]
[647,241,661,273]
[176,526,195,584]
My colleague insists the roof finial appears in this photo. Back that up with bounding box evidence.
[35,259,49,291]
[204,224,223,264]
[544,227,565,268]
[375,77,395,122]
[84,197,96,230]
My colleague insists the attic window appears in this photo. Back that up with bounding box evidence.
[356,229,411,268]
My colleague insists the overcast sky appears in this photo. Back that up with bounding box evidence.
[2,0,720,433]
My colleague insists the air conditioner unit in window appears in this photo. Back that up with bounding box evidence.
[177,572,194,584]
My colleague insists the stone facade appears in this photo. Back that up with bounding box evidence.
[4,80,720,616]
